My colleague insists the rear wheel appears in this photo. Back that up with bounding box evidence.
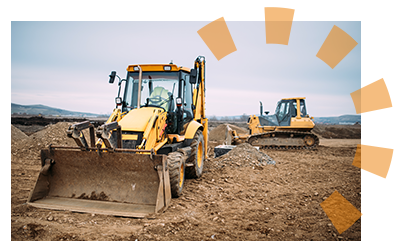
[185,130,205,179]
[167,152,185,198]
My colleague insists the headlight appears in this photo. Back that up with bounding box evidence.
[176,97,182,107]
[115,97,122,106]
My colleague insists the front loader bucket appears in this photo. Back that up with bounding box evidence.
[27,147,171,218]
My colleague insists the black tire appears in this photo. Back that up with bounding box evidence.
[185,130,205,179]
[167,151,185,198]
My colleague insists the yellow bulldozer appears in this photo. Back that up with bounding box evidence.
[27,56,208,217]
[227,97,319,149]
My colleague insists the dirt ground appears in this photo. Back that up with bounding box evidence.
[11,121,361,241]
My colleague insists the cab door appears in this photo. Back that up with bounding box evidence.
[180,73,194,132]
[276,101,292,126]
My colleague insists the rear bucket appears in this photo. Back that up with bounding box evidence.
[27,148,171,218]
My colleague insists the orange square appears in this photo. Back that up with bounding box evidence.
[320,190,361,234]
[197,17,237,61]
[316,25,358,69]
[265,21,292,45]
[352,144,393,178]
[264,7,295,45]
[350,78,392,114]
[361,77,393,113]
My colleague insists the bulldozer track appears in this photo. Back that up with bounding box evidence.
[247,130,319,150]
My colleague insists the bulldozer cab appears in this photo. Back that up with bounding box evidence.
[245,97,318,149]
[274,98,308,126]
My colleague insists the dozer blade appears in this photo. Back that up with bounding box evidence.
[27,147,171,218]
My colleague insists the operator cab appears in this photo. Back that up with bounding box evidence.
[274,98,308,126]
[258,98,308,127]
[119,64,195,135]
[122,71,178,112]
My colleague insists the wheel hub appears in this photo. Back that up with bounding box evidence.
[304,135,315,146]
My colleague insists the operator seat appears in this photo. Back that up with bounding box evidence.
[148,86,170,111]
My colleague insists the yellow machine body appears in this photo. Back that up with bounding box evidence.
[228,97,319,149]
[28,56,208,217]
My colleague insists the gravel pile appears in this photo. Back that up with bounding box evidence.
[211,143,275,169]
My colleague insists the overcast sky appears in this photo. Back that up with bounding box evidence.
[11,21,360,117]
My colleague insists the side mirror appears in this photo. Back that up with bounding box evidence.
[264,111,270,115]
[189,69,197,84]
[109,71,116,84]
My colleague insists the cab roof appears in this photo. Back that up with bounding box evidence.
[127,64,191,73]
[281,97,306,100]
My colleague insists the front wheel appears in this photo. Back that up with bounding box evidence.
[185,130,205,179]
[167,152,185,198]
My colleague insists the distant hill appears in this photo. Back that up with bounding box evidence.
[313,115,361,125]
[11,103,105,117]
[210,114,361,125]
[11,103,361,124]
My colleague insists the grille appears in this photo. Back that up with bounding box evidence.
[121,131,143,149]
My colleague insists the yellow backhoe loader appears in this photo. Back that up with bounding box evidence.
[28,56,208,217]
[227,97,319,149]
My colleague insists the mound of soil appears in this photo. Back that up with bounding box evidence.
[208,123,361,141]
[11,125,29,159]
[313,125,361,139]
[11,122,79,161]
[11,125,28,141]
[209,124,248,141]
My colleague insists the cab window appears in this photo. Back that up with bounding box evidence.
[182,73,193,120]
